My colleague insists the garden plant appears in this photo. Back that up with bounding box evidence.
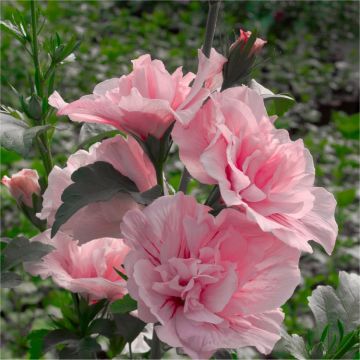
[1,1,359,359]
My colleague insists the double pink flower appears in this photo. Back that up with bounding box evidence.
[173,77,337,256]
[122,193,301,358]
[49,54,196,140]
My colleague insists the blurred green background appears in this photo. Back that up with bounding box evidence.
[1,1,359,359]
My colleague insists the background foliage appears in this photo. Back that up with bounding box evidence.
[1,1,359,358]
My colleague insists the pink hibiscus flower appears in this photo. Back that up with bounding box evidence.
[25,230,130,303]
[49,54,195,140]
[121,193,300,359]
[38,135,156,243]
[172,86,337,254]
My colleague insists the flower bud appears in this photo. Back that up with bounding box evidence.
[2,169,40,207]
[230,29,266,56]
[222,29,266,90]
[28,94,43,121]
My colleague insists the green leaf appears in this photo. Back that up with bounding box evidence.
[87,318,116,338]
[320,324,330,343]
[213,349,233,359]
[56,337,101,359]
[131,185,163,205]
[51,162,161,237]
[335,188,357,207]
[2,236,54,271]
[114,266,128,281]
[27,329,49,359]
[0,113,53,157]
[308,272,360,343]
[86,299,109,323]
[0,20,26,44]
[337,320,345,341]
[51,161,137,236]
[0,113,29,155]
[110,294,138,314]
[250,79,295,116]
[131,122,174,166]
[54,35,81,63]
[43,329,79,353]
[281,329,308,360]
[334,112,359,140]
[113,313,146,343]
[28,94,43,121]
[78,123,120,149]
[1,271,22,288]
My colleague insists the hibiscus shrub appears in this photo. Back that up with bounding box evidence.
[1,1,359,359]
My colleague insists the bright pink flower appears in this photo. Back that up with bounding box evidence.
[121,193,300,359]
[49,55,195,140]
[38,135,156,243]
[2,169,40,207]
[230,29,267,55]
[172,86,338,254]
[25,230,130,302]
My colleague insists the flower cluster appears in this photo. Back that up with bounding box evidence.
[3,31,337,359]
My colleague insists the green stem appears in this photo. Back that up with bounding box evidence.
[178,167,190,194]
[156,161,164,193]
[30,0,42,97]
[178,0,221,194]
[150,326,162,359]
[155,138,165,193]
[204,185,220,206]
[30,0,54,177]
[36,136,53,178]
[203,0,221,58]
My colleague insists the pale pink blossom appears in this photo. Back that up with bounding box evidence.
[38,135,156,243]
[172,86,337,254]
[49,55,196,140]
[230,29,267,55]
[174,48,227,126]
[2,169,40,207]
[25,230,130,302]
[121,193,301,359]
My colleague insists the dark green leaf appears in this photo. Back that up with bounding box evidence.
[86,299,109,323]
[27,329,49,359]
[51,161,147,237]
[113,313,146,343]
[87,318,116,338]
[1,271,22,288]
[28,94,43,121]
[57,337,101,359]
[2,236,54,271]
[43,329,79,353]
[114,266,128,281]
[213,349,233,359]
[131,185,163,205]
[110,294,138,314]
